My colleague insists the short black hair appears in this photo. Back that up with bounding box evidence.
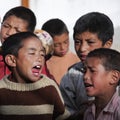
[73,12,114,45]
[2,6,36,32]
[42,18,69,37]
[87,48,120,72]
[2,32,39,64]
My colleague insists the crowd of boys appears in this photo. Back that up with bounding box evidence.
[0,6,120,120]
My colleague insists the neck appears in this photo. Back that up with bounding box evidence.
[8,73,30,83]
[95,90,116,109]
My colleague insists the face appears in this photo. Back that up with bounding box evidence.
[84,57,113,97]
[53,33,69,57]
[74,31,104,62]
[0,15,29,43]
[13,37,45,83]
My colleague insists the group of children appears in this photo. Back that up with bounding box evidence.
[60,12,115,118]
[0,6,120,120]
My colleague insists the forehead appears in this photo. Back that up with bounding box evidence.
[86,57,102,66]
[22,37,43,48]
[75,31,100,40]
[53,33,69,43]
[3,15,28,28]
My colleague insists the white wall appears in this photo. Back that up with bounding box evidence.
[0,0,20,22]
[30,0,120,52]
[0,0,20,46]
[0,0,120,51]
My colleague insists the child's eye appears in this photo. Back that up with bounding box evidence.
[54,43,60,47]
[16,29,21,33]
[40,52,45,57]
[29,52,35,55]
[90,69,96,73]
[74,40,81,44]
[64,40,69,44]
[87,40,95,45]
[41,53,45,57]
[91,69,94,72]
[2,24,10,28]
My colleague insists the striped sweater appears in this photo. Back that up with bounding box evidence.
[0,75,70,120]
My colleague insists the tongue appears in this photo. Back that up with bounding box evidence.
[32,68,40,75]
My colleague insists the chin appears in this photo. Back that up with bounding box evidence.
[26,77,39,83]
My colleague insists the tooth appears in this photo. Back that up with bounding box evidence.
[36,65,40,68]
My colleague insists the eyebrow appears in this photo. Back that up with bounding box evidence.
[28,47,45,53]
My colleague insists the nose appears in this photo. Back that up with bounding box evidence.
[84,70,90,82]
[60,43,65,50]
[80,42,88,52]
[37,56,42,62]
[37,54,45,63]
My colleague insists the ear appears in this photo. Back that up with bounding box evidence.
[110,70,120,85]
[104,39,113,48]
[5,55,16,67]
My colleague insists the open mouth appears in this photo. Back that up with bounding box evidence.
[80,55,87,61]
[32,65,42,76]
[84,83,93,88]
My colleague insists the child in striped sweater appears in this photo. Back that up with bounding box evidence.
[0,32,70,120]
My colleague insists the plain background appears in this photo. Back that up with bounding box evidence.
[0,0,120,52]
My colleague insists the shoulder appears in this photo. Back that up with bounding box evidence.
[67,51,77,56]
[40,75,58,87]
[67,51,79,59]
[60,62,84,85]
[114,96,120,118]
[41,75,60,91]
[0,75,59,92]
[68,62,85,72]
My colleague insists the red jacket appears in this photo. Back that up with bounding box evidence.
[0,55,11,80]
[41,62,55,80]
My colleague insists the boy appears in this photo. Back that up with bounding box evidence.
[83,48,120,120]
[42,18,80,84]
[0,32,70,120]
[35,29,54,79]
[60,12,114,117]
[0,6,36,79]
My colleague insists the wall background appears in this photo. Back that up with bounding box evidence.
[0,0,120,52]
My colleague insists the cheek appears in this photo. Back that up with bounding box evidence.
[91,44,102,51]
[17,55,32,66]
[75,45,80,51]
[41,58,45,66]
[87,45,97,52]
[67,42,70,47]
[93,74,107,87]
[54,47,60,52]
[66,44,69,49]
[1,29,5,37]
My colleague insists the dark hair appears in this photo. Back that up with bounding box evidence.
[73,12,114,45]
[2,6,36,32]
[2,32,39,62]
[87,48,120,72]
[42,18,69,37]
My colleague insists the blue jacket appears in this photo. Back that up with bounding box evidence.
[60,62,90,115]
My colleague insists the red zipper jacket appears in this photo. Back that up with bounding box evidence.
[0,55,11,80]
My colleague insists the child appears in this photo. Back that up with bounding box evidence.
[42,18,80,84]
[35,29,54,60]
[35,29,55,80]
[83,48,120,120]
[0,32,70,120]
[0,6,36,79]
[60,12,114,117]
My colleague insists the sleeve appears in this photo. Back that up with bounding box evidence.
[60,68,89,115]
[51,81,70,120]
[115,103,120,120]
